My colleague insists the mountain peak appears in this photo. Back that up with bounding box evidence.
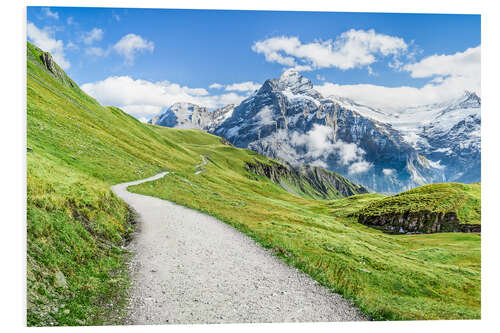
[170,102,203,110]
[463,90,481,105]
[277,69,313,91]
[272,69,320,99]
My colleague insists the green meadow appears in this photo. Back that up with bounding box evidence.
[26,41,480,325]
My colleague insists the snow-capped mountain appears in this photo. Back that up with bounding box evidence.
[339,91,481,184]
[213,70,444,193]
[149,102,235,132]
[148,71,480,193]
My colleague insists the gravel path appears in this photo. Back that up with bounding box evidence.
[111,173,369,324]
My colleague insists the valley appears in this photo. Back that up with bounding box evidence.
[26,41,481,326]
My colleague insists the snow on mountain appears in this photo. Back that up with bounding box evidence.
[149,102,235,132]
[214,70,444,193]
[325,90,481,185]
[148,71,480,193]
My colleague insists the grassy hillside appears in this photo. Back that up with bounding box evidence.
[130,145,481,320]
[357,182,481,225]
[26,41,368,326]
[27,40,480,325]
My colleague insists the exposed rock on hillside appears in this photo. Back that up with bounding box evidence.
[358,211,480,233]
[355,182,481,233]
[38,51,76,88]
[246,159,368,199]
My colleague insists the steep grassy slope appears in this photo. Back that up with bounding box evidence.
[27,41,367,326]
[246,159,368,199]
[27,41,480,324]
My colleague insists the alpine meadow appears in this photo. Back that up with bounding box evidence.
[26,7,481,327]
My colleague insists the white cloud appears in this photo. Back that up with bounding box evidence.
[255,106,274,126]
[83,28,103,45]
[348,161,373,175]
[27,22,70,69]
[315,46,480,109]
[428,159,446,170]
[309,160,328,168]
[225,81,261,92]
[290,124,370,171]
[85,47,105,57]
[42,8,59,20]
[113,34,154,64]
[66,41,79,51]
[404,46,480,79]
[252,30,407,72]
[67,17,75,25]
[81,76,247,119]
[138,117,148,123]
[209,83,224,89]
[382,168,396,176]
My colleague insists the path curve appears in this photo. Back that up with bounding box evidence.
[111,173,369,324]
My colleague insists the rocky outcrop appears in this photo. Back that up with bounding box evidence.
[39,51,76,88]
[246,159,368,199]
[358,211,480,233]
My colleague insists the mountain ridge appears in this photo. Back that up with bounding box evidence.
[149,70,480,193]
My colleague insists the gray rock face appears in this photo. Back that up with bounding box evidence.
[245,159,368,199]
[358,211,481,233]
[149,71,480,194]
[39,51,76,88]
[214,71,443,193]
[417,92,481,184]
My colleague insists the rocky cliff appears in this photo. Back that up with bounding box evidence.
[246,159,368,199]
[358,211,480,233]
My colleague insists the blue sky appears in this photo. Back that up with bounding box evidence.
[27,6,481,120]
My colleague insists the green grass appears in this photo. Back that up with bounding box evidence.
[27,41,194,326]
[27,40,480,324]
[129,142,481,320]
[357,183,481,225]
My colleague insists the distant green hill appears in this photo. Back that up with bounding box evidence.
[27,41,481,325]
[356,183,481,233]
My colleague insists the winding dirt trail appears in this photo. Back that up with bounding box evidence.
[111,173,369,324]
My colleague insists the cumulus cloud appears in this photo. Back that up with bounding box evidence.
[315,46,480,109]
[113,34,154,64]
[42,8,59,20]
[81,76,247,119]
[83,28,103,45]
[348,161,373,175]
[404,46,480,79]
[290,124,371,173]
[252,29,407,72]
[382,168,396,176]
[209,83,224,89]
[225,81,261,92]
[255,106,274,126]
[27,22,70,69]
